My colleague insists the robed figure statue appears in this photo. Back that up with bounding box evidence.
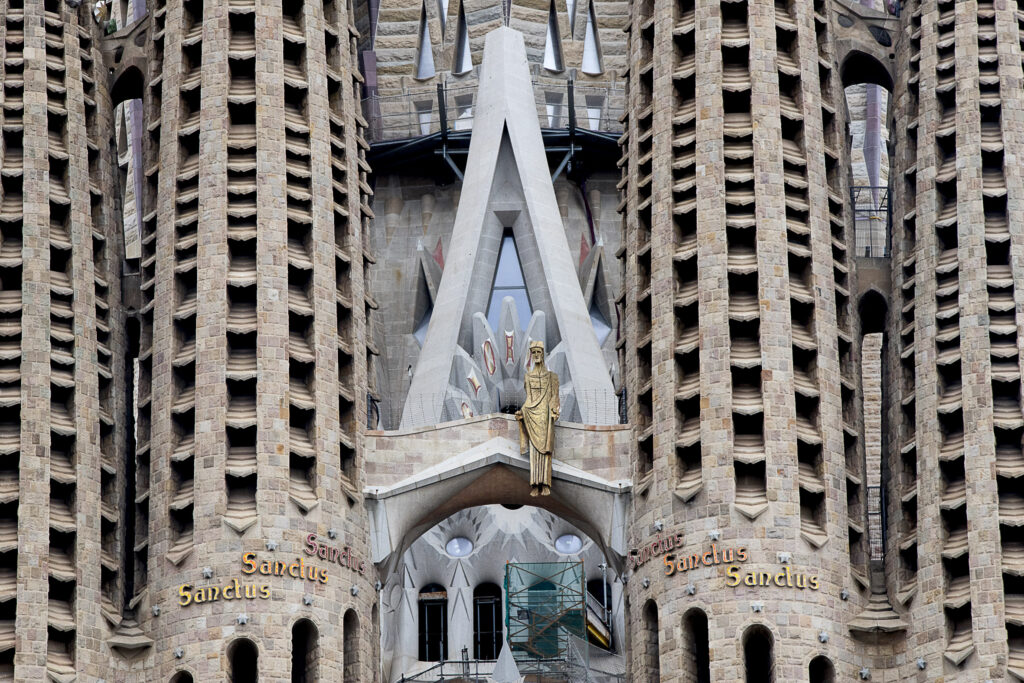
[515,341,560,496]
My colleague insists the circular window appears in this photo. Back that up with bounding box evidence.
[554,534,583,555]
[445,537,474,557]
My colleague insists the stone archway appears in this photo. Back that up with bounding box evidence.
[364,416,632,576]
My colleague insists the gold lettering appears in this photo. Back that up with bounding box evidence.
[702,551,713,566]
[194,588,206,604]
[245,584,257,599]
[178,584,192,607]
[809,576,820,590]
[758,572,771,586]
[725,565,741,587]
[736,547,748,562]
[744,572,757,587]
[241,552,257,574]
[664,554,676,577]
[774,572,786,587]
[210,586,221,601]
[796,574,807,589]
[259,585,271,599]
[259,560,272,575]
[318,568,329,584]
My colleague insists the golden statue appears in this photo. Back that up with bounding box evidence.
[515,341,560,497]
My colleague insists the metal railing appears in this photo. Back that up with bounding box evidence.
[851,185,891,258]
[398,651,497,682]
[363,79,625,144]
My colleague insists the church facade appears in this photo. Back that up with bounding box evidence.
[0,0,1021,681]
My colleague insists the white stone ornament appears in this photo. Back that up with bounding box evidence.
[151,605,160,616]
[303,594,314,606]
[859,667,870,679]
[916,658,926,670]
[202,567,213,579]
[174,648,184,659]
[818,631,828,643]
[685,583,696,595]
[707,529,721,541]
[351,585,360,596]
[328,528,338,539]
[653,520,664,531]
[266,540,278,551]
[841,588,850,600]
[750,601,763,613]
[777,552,791,564]
[237,614,249,625]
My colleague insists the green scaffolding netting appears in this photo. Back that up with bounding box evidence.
[504,561,588,679]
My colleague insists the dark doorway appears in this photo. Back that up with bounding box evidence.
[474,583,503,660]
[344,609,361,683]
[809,655,836,683]
[743,625,774,683]
[228,638,259,683]
[418,584,448,661]
[291,619,318,683]
[642,600,660,683]
[684,608,711,683]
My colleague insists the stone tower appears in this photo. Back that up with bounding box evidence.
[0,0,128,679]
[887,0,1024,679]
[101,0,377,679]
[619,0,1024,680]
[619,0,892,679]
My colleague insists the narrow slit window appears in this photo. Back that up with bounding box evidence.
[487,232,532,332]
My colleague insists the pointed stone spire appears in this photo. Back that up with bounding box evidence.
[543,0,564,72]
[581,0,602,75]
[453,1,472,74]
[415,3,436,79]
[490,640,523,683]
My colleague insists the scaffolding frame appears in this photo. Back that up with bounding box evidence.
[504,561,589,681]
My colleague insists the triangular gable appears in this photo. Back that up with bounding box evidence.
[401,28,615,427]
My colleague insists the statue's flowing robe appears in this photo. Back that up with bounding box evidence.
[520,366,559,487]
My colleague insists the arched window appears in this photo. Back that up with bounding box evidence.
[418,584,448,662]
[474,583,503,660]
[743,625,774,683]
[170,674,194,683]
[808,655,835,683]
[343,609,360,683]
[227,638,258,683]
[291,619,319,683]
[642,600,660,683]
[683,608,710,683]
